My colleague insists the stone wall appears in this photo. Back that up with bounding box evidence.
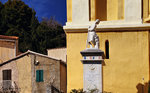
[0,52,66,93]
[0,55,32,93]
[31,54,61,93]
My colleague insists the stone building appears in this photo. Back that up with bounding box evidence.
[0,50,67,93]
[0,35,67,93]
[0,35,18,63]
[64,0,150,93]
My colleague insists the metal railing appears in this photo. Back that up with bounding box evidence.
[0,80,20,93]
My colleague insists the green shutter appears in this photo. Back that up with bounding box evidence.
[36,70,44,82]
[40,70,44,82]
[36,70,40,82]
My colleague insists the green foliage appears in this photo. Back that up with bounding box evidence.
[70,89,85,93]
[70,88,100,93]
[34,17,66,54]
[0,0,66,54]
[1,0,34,52]
[0,2,4,34]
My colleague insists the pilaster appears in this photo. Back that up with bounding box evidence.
[124,0,142,23]
[72,0,90,24]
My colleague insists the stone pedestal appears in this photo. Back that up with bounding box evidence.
[80,48,104,93]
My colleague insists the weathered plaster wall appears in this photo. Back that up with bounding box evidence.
[47,48,67,62]
[0,40,17,63]
[31,54,61,93]
[0,55,32,93]
[0,53,67,93]
[66,31,149,93]
[0,60,19,88]
[16,55,32,93]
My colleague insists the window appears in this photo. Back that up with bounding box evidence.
[2,69,12,89]
[36,70,44,82]
[105,40,109,59]
[3,69,11,80]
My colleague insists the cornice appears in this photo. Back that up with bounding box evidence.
[63,22,150,33]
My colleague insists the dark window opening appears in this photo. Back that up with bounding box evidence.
[3,69,11,80]
[36,70,44,82]
[105,40,109,59]
[2,69,12,89]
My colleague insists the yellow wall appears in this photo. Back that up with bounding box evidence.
[107,0,118,20]
[118,0,124,20]
[67,0,72,22]
[90,0,96,21]
[66,33,85,91]
[66,31,149,93]
[143,0,150,22]
[16,55,32,93]
[106,0,124,20]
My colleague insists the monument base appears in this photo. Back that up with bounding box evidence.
[80,48,104,93]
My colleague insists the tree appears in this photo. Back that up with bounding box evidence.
[0,2,4,34]
[2,0,36,52]
[36,17,66,54]
[0,0,66,54]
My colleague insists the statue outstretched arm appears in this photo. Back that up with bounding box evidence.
[88,19,100,31]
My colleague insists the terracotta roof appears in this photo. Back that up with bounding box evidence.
[0,35,19,40]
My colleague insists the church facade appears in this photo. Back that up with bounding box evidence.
[64,0,150,93]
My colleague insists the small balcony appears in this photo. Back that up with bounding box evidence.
[0,80,20,93]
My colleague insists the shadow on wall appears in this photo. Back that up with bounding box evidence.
[136,82,149,93]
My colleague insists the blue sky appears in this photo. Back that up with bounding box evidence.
[0,0,67,25]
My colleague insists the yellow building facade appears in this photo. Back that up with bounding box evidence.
[64,0,150,93]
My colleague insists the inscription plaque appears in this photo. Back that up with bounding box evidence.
[83,63,102,92]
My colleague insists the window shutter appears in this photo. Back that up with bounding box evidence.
[36,70,39,82]
[40,70,44,82]
[7,70,11,80]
